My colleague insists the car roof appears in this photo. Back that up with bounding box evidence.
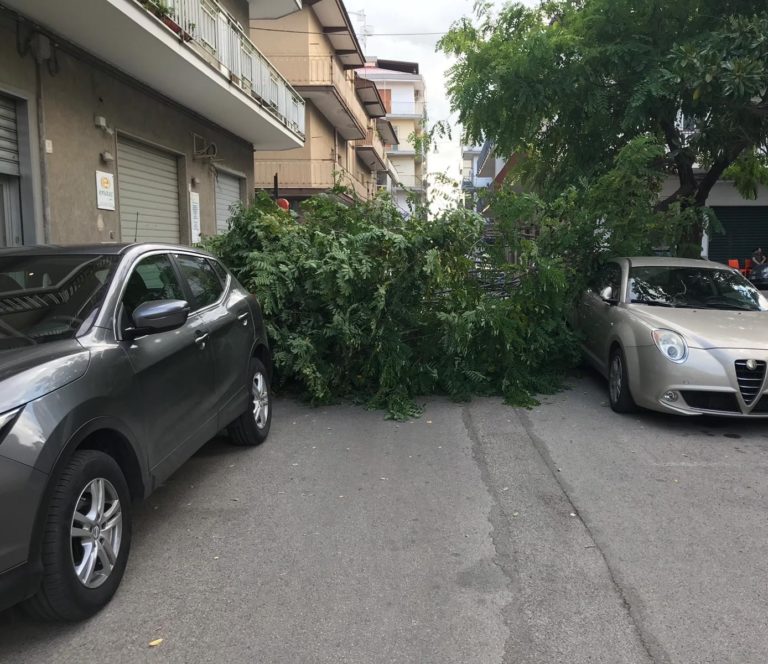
[621,256,730,269]
[0,243,210,257]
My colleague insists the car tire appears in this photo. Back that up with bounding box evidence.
[229,358,272,446]
[608,347,637,414]
[24,450,132,621]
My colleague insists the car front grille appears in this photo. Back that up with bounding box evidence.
[680,391,741,413]
[734,360,767,405]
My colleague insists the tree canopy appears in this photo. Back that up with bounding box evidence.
[439,0,768,214]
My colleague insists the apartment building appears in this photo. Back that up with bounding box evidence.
[0,0,304,247]
[250,0,393,204]
[357,58,428,214]
[461,145,493,211]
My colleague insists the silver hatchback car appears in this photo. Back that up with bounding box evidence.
[578,257,768,416]
[0,244,272,620]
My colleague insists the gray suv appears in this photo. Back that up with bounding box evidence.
[0,244,272,620]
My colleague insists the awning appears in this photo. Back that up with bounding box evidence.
[307,0,365,68]
[376,118,399,145]
[354,77,386,118]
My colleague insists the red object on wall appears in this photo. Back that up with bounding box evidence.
[276,198,290,211]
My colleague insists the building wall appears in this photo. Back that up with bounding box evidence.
[218,0,250,28]
[250,10,310,59]
[388,83,414,115]
[251,7,376,200]
[661,177,768,207]
[390,118,416,151]
[0,12,253,245]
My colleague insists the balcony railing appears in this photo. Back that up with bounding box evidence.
[478,140,494,173]
[254,159,372,199]
[267,55,369,133]
[386,100,426,117]
[355,126,387,165]
[148,0,305,138]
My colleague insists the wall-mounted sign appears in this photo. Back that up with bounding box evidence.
[190,191,201,244]
[96,171,116,211]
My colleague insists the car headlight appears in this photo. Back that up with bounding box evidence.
[652,329,688,364]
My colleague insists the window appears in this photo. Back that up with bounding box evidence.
[208,259,229,285]
[122,254,185,321]
[175,254,224,310]
[0,254,119,348]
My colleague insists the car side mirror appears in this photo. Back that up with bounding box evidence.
[125,299,189,339]
[600,286,616,303]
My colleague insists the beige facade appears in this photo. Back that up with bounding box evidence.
[0,0,304,246]
[251,0,388,203]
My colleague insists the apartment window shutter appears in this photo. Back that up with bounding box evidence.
[0,95,20,177]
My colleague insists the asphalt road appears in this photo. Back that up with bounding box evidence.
[0,376,766,663]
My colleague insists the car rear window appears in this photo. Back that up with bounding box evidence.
[0,254,119,349]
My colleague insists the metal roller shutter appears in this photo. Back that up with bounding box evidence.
[0,95,19,177]
[709,207,768,265]
[117,139,180,243]
[215,172,242,233]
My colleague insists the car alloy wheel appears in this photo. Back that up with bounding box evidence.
[70,478,123,589]
[252,371,270,430]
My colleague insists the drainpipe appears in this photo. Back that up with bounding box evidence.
[34,46,51,242]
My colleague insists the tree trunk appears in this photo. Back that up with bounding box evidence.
[655,119,749,257]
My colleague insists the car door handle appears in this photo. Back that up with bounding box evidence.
[195,332,209,349]
[238,312,249,326]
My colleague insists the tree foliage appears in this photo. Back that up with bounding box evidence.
[440,0,768,225]
[203,193,578,419]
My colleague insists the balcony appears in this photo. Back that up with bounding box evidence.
[397,174,428,191]
[355,127,387,172]
[268,56,369,140]
[6,0,305,149]
[254,159,371,200]
[387,100,426,119]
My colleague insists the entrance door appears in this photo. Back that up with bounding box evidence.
[117,138,180,243]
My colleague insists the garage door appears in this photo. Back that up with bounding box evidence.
[708,207,768,265]
[215,172,242,233]
[117,139,180,243]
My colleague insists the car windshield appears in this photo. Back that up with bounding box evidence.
[629,265,768,311]
[0,254,119,349]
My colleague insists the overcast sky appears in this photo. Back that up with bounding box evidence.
[348,0,531,209]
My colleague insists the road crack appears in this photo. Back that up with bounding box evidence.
[515,409,670,664]
[461,404,535,664]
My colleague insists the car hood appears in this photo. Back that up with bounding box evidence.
[0,340,91,413]
[630,306,768,350]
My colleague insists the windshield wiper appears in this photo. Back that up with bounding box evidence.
[702,304,758,312]
[631,300,675,307]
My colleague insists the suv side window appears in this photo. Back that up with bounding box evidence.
[122,254,185,322]
[208,259,229,286]
[175,254,224,311]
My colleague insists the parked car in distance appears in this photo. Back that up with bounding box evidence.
[577,257,768,416]
[0,244,272,620]
[749,262,768,291]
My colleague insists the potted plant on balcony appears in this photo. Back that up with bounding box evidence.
[149,1,183,37]
[183,21,196,42]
